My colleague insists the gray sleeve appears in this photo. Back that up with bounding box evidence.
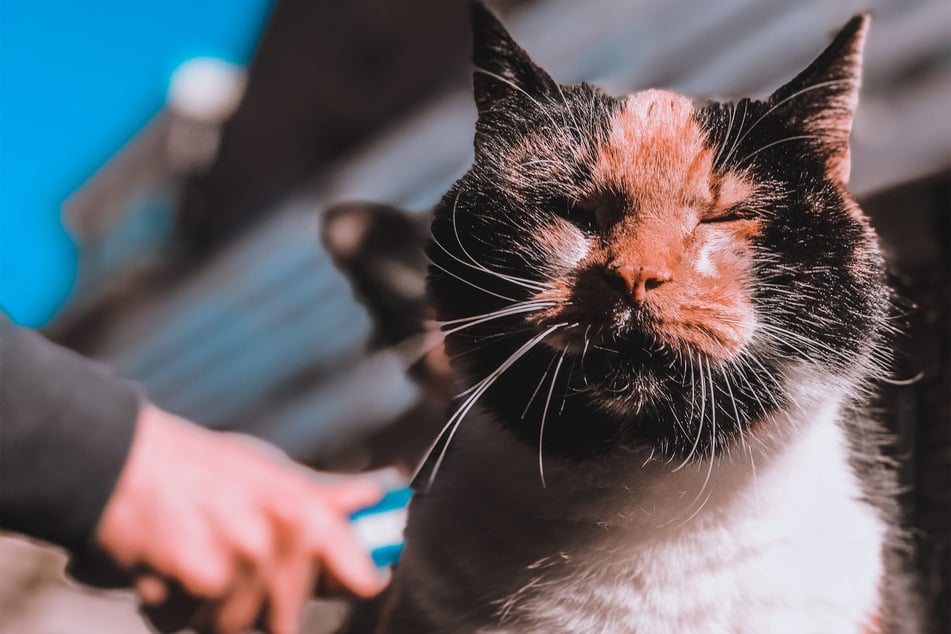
[0,313,141,554]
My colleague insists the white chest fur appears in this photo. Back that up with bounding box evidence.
[399,391,886,633]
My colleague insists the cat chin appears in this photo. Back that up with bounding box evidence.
[564,347,784,459]
[589,389,652,420]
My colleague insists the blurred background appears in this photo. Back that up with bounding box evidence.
[1,0,948,631]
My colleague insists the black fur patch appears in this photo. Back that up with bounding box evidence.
[427,5,889,470]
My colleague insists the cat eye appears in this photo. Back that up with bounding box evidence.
[556,199,599,233]
[699,207,746,224]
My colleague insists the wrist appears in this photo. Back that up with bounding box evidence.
[95,403,177,566]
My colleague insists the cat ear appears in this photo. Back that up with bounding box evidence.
[768,14,869,186]
[470,1,557,117]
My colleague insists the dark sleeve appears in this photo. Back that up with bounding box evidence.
[0,313,141,554]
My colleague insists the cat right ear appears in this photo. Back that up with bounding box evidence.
[470,1,557,118]
[766,15,869,186]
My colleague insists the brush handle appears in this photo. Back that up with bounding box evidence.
[349,486,412,568]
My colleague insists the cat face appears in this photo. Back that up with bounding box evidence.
[526,90,760,363]
[427,3,890,462]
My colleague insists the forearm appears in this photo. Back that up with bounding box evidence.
[0,313,141,553]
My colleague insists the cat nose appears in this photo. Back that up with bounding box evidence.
[605,261,672,303]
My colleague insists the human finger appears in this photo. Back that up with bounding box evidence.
[262,550,314,634]
[135,573,169,605]
[307,509,385,598]
[316,479,385,515]
[139,581,204,634]
[169,547,234,600]
[212,567,266,634]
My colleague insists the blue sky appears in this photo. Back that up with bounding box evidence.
[1,0,272,326]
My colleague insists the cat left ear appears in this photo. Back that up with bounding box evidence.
[768,14,869,186]
[470,1,557,118]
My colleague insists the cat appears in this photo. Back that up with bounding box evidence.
[376,3,918,632]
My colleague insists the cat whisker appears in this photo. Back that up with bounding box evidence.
[726,354,771,422]
[431,231,550,292]
[474,67,566,136]
[429,260,520,302]
[539,342,570,488]
[719,362,747,454]
[742,373,772,422]
[522,354,558,419]
[641,446,656,468]
[441,301,558,337]
[880,371,924,386]
[685,352,698,442]
[676,468,717,527]
[559,355,578,415]
[418,323,567,492]
[440,300,557,326]
[554,82,584,142]
[729,363,761,496]
[717,315,856,368]
[668,401,689,440]
[434,245,544,291]
[673,353,706,472]
[661,357,718,527]
[737,135,822,167]
[753,321,855,366]
[720,98,749,166]
[446,189,553,294]
[454,310,572,401]
[712,100,737,168]
[725,79,855,164]
[447,326,536,362]
[580,324,592,386]
[675,358,719,527]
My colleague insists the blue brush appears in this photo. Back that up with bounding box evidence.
[349,486,413,568]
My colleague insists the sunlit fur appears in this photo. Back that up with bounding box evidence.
[382,5,916,633]
[424,14,890,464]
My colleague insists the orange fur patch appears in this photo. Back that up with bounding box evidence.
[717,171,753,209]
[533,91,761,360]
[593,90,713,215]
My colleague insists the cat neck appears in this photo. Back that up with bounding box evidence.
[410,367,886,633]
[442,365,872,531]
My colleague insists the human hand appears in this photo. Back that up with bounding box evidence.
[96,404,390,634]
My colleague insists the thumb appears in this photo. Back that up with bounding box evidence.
[318,478,386,515]
[309,509,387,598]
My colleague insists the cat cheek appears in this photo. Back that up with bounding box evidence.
[660,281,756,359]
[716,171,754,208]
[693,238,725,277]
[534,219,592,270]
[689,230,746,278]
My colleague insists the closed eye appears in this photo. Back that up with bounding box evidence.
[700,206,746,224]
[555,198,599,233]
